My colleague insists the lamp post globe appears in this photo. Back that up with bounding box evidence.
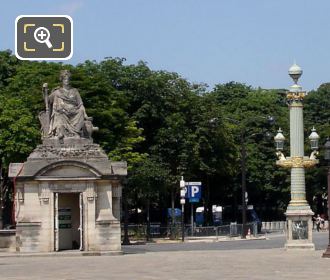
[274,128,285,151]
[288,63,302,83]
[309,127,320,151]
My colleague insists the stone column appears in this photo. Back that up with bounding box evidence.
[96,181,116,222]
[85,182,97,251]
[95,180,121,252]
[112,183,122,220]
[15,182,42,252]
[288,101,310,210]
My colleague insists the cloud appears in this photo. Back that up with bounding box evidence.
[58,1,84,14]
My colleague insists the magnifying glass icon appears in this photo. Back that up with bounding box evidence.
[34,27,53,48]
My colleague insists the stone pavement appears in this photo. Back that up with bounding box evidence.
[0,248,330,279]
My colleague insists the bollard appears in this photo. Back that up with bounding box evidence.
[253,223,258,237]
[216,226,219,240]
[230,222,237,237]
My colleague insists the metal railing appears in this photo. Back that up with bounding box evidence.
[261,221,286,232]
[121,222,262,241]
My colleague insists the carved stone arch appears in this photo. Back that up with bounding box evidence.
[34,160,102,178]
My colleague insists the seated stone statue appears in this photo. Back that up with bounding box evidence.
[39,70,97,141]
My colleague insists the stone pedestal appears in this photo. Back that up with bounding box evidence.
[284,165,315,250]
[285,210,315,250]
[9,138,126,253]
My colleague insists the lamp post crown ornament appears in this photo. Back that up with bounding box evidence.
[288,62,302,84]
[287,62,305,101]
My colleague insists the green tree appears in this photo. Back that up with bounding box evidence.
[211,83,289,220]
[304,84,330,214]
[127,157,170,240]
[0,50,20,88]
[0,96,40,166]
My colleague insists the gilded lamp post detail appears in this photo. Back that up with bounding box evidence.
[274,63,319,250]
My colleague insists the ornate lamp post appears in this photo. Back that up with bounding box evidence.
[322,138,330,257]
[275,63,319,250]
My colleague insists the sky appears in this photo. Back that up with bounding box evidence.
[1,0,330,91]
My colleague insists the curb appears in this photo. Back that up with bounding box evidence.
[151,235,267,244]
[0,250,123,258]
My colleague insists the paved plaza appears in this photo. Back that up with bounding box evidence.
[0,232,330,280]
[1,235,330,280]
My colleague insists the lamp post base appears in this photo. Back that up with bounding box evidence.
[285,242,315,250]
[285,209,315,250]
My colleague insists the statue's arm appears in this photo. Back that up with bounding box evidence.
[74,89,83,107]
[48,88,60,116]
[74,89,90,119]
[48,89,57,104]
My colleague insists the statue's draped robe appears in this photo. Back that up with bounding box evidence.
[48,87,87,137]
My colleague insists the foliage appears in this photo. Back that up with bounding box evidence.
[128,157,170,203]
[108,119,148,170]
[0,96,40,166]
[0,49,328,223]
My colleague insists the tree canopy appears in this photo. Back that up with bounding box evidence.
[0,49,328,224]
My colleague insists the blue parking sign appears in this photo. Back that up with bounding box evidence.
[185,182,202,203]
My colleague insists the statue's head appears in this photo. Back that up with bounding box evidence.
[60,70,71,87]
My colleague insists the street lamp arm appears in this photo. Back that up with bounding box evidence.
[276,151,286,160]
[309,150,319,160]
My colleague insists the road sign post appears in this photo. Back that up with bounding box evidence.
[184,182,202,236]
[180,177,185,242]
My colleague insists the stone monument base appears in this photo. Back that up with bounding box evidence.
[284,209,315,250]
[10,137,126,253]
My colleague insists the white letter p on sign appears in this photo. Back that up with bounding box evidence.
[191,186,199,197]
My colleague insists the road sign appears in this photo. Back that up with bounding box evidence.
[184,182,202,203]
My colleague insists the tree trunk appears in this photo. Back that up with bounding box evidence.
[203,175,211,226]
[170,187,175,239]
[0,183,3,229]
[146,198,151,241]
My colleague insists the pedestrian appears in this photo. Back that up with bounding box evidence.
[320,214,325,230]
[316,214,321,232]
